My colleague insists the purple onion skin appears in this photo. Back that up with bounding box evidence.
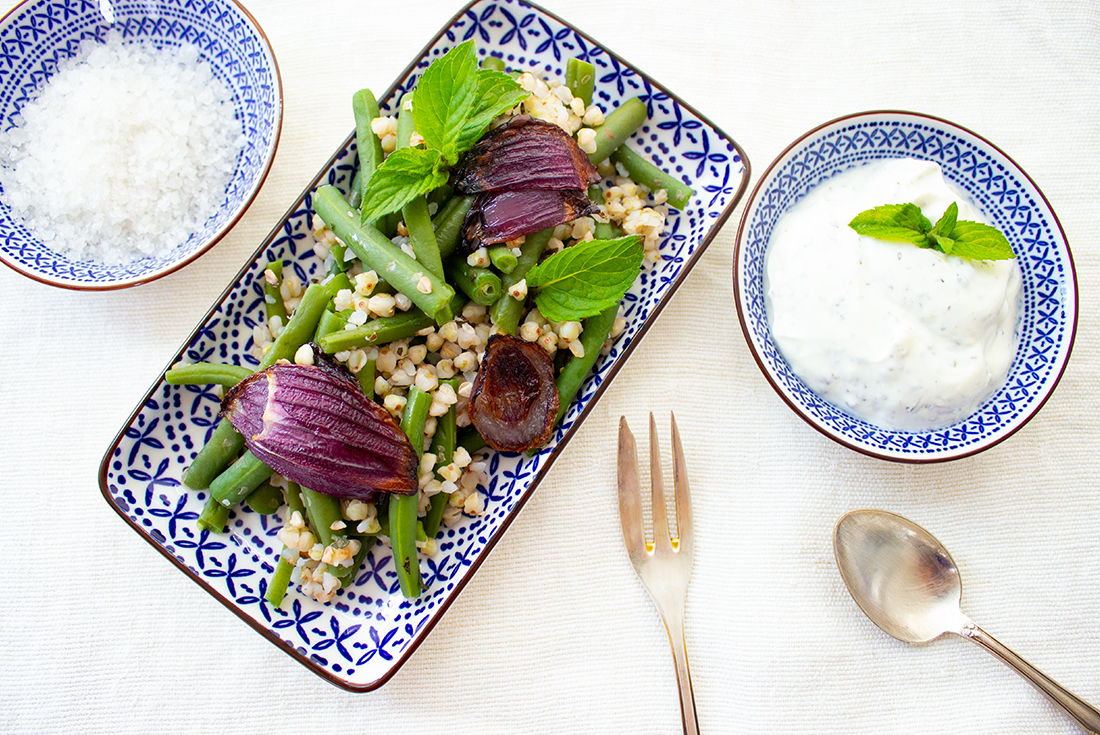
[461,189,597,254]
[452,116,600,193]
[468,334,560,452]
[220,348,417,500]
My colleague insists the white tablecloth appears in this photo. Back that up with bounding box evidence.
[2,1,1098,733]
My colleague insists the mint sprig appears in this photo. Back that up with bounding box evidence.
[848,202,1015,260]
[359,41,527,225]
[526,236,644,322]
[358,148,447,222]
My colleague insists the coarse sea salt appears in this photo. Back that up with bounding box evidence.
[0,36,245,265]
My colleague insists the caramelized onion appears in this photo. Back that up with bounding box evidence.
[452,115,600,193]
[220,347,417,500]
[461,189,597,253]
[468,334,560,452]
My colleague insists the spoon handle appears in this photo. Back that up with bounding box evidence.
[963,622,1100,733]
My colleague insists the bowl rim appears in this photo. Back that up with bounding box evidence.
[97,0,751,691]
[0,0,284,291]
[732,108,1078,463]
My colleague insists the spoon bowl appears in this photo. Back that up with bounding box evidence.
[833,509,1100,733]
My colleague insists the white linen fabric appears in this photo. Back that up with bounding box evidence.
[1,1,1097,733]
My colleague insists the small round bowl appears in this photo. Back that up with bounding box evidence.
[0,0,282,290]
[734,111,1077,462]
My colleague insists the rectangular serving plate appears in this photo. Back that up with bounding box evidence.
[99,0,749,691]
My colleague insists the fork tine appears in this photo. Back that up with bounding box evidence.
[649,412,673,552]
[617,417,646,556]
[670,412,693,555]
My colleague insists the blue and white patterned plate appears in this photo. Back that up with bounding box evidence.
[99,0,749,691]
[734,110,1076,462]
[0,0,281,290]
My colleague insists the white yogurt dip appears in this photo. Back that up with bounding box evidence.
[764,158,1021,431]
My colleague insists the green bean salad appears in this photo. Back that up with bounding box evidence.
[167,45,688,606]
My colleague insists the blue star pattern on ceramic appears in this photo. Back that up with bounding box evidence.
[101,0,749,691]
[734,111,1076,462]
[0,0,281,289]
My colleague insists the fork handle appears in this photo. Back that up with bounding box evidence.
[662,603,700,735]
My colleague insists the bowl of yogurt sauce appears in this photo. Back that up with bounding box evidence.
[734,111,1077,462]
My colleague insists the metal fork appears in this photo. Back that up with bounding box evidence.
[617,413,699,735]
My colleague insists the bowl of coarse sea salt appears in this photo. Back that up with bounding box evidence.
[0,0,282,289]
[733,110,1077,463]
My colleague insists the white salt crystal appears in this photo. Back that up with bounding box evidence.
[0,35,247,265]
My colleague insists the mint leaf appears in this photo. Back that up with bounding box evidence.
[454,69,530,154]
[946,220,1016,260]
[526,236,644,322]
[359,147,447,225]
[412,40,479,165]
[931,201,958,237]
[849,200,1015,261]
[848,204,931,247]
[928,232,957,254]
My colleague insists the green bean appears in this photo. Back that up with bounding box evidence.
[403,196,445,278]
[594,221,623,240]
[355,357,376,399]
[391,92,446,277]
[165,362,252,387]
[300,485,346,551]
[211,451,275,507]
[432,194,475,260]
[266,482,304,607]
[182,275,351,490]
[378,514,426,543]
[265,553,296,608]
[488,244,518,274]
[457,425,487,455]
[197,495,230,534]
[390,386,432,598]
[348,169,364,209]
[246,482,284,515]
[262,274,352,368]
[285,481,305,517]
[610,144,694,210]
[261,260,287,324]
[184,424,246,491]
[587,97,646,165]
[490,227,554,334]
[565,58,595,107]
[317,308,435,354]
[556,304,618,422]
[446,259,502,306]
[313,185,456,325]
[352,88,385,208]
[425,378,460,538]
[480,55,506,72]
[314,308,347,341]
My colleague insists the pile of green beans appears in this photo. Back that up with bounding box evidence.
[167,55,687,604]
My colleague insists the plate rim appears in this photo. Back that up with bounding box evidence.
[732,108,1078,463]
[97,0,751,691]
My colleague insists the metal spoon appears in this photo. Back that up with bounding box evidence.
[833,508,1100,733]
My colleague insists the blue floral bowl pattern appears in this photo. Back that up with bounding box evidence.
[100,0,749,691]
[734,110,1076,462]
[0,0,281,290]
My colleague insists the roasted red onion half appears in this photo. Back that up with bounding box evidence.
[468,334,560,452]
[461,189,597,254]
[453,115,601,253]
[452,116,600,193]
[220,347,417,500]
